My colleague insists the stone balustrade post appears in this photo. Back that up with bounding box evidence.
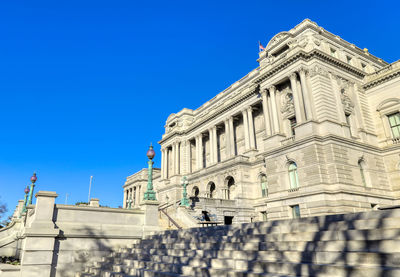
[20,191,59,277]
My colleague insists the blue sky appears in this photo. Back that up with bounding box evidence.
[0,1,398,218]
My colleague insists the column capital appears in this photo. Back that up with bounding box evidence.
[298,67,308,75]
[289,72,298,80]
[260,87,268,96]
[268,85,276,93]
[247,106,253,112]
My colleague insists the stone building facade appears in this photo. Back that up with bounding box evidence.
[123,19,400,224]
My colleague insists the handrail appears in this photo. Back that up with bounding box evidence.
[159,209,182,229]
[158,200,181,211]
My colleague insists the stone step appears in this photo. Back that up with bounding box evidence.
[136,228,400,247]
[180,262,400,277]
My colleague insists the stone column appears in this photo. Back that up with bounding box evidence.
[198,134,203,170]
[123,189,127,208]
[160,148,165,179]
[242,110,250,150]
[174,142,180,175]
[224,119,231,159]
[20,191,59,277]
[261,88,272,136]
[299,68,314,120]
[212,126,218,163]
[269,86,280,133]
[186,140,191,173]
[229,117,235,156]
[208,128,214,164]
[171,144,175,176]
[289,73,304,123]
[247,107,256,149]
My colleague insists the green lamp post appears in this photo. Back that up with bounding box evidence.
[26,172,37,206]
[143,144,157,201]
[180,176,190,207]
[20,185,30,216]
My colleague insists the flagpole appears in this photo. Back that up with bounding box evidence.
[88,176,93,203]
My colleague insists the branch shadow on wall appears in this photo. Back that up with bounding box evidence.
[50,226,115,277]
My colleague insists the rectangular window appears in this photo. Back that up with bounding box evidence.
[291,205,301,219]
[261,211,267,221]
[345,113,352,136]
[388,112,400,138]
[289,117,297,136]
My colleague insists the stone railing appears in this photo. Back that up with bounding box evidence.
[2,191,160,277]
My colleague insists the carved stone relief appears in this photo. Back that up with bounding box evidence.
[280,88,295,118]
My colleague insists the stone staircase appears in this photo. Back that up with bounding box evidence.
[76,208,400,277]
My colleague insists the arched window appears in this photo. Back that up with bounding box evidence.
[227,177,235,200]
[192,186,199,198]
[288,162,299,189]
[209,182,216,198]
[260,174,268,197]
[358,159,367,187]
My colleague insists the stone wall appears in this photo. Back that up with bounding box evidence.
[1,191,159,277]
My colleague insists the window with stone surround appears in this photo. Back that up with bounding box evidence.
[346,55,352,64]
[261,211,267,221]
[260,174,268,197]
[388,112,400,138]
[358,159,367,187]
[288,162,299,189]
[330,48,337,58]
[289,117,297,136]
[291,205,301,219]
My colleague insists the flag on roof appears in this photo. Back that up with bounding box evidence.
[259,41,265,52]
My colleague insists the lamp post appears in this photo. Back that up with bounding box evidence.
[143,144,157,201]
[20,186,30,216]
[26,172,37,206]
[180,176,190,207]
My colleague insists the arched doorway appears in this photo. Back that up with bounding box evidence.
[192,186,199,198]
[226,176,235,200]
[207,182,216,198]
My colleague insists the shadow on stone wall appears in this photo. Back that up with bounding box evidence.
[50,227,114,277]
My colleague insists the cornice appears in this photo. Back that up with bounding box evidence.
[363,63,400,90]
[286,21,387,66]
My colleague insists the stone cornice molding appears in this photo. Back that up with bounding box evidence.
[159,50,369,145]
[363,68,400,90]
[283,20,387,66]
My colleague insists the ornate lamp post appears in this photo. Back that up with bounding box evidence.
[180,176,190,207]
[20,186,30,215]
[26,172,37,206]
[143,144,157,201]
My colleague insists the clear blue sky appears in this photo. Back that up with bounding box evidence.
[0,0,398,218]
